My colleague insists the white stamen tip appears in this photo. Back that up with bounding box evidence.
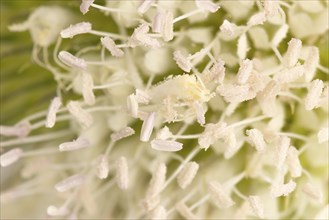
[0,121,31,138]
[135,89,151,104]
[45,97,62,128]
[247,12,267,26]
[286,146,302,178]
[220,20,236,37]
[276,136,290,170]
[271,24,289,47]
[111,127,135,142]
[80,0,94,15]
[248,196,265,219]
[271,180,296,197]
[58,51,87,70]
[116,156,129,190]
[318,127,329,144]
[195,0,220,13]
[138,0,155,14]
[304,47,320,82]
[101,36,124,57]
[149,205,167,220]
[176,202,199,220]
[0,148,23,167]
[140,112,156,142]
[82,72,96,106]
[208,181,235,208]
[59,137,91,152]
[47,205,69,216]
[193,101,206,125]
[162,11,174,42]
[67,101,93,129]
[55,174,85,192]
[236,59,253,85]
[173,50,192,72]
[305,79,323,111]
[177,161,199,189]
[60,22,92,38]
[147,162,166,198]
[127,94,139,118]
[246,128,266,153]
[96,155,109,179]
[283,38,302,68]
[151,139,183,152]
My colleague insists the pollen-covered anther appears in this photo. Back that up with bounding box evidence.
[173,50,193,72]
[66,101,93,129]
[220,20,237,37]
[246,128,266,153]
[60,22,92,38]
[271,24,289,47]
[80,0,95,15]
[116,156,129,190]
[147,162,166,198]
[140,112,156,142]
[96,155,109,179]
[286,146,302,178]
[111,127,135,142]
[195,0,220,13]
[274,64,304,83]
[283,38,302,68]
[247,12,267,26]
[318,127,329,144]
[152,11,165,33]
[137,0,155,14]
[149,205,167,220]
[156,126,173,140]
[193,101,206,125]
[203,58,226,84]
[0,148,23,167]
[55,174,85,192]
[151,139,183,152]
[248,196,265,219]
[135,89,151,104]
[127,94,139,118]
[177,161,199,189]
[208,181,235,208]
[129,23,161,48]
[236,59,253,85]
[47,205,70,216]
[82,72,96,106]
[58,51,87,70]
[305,79,324,111]
[276,136,290,170]
[45,97,62,128]
[59,137,91,152]
[0,121,31,138]
[100,36,124,57]
[304,47,320,82]
[176,202,200,220]
[271,180,296,197]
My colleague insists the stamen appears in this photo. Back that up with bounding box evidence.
[47,205,70,216]
[58,51,87,70]
[140,112,156,142]
[149,205,167,220]
[276,136,290,170]
[147,162,166,198]
[67,101,93,129]
[302,182,323,202]
[271,24,289,48]
[176,202,199,220]
[283,38,302,68]
[237,34,248,60]
[271,180,296,197]
[96,155,109,179]
[80,0,94,15]
[151,139,183,152]
[55,174,85,192]
[274,64,304,83]
[248,195,265,219]
[304,47,319,82]
[60,22,92,38]
[162,11,174,42]
[138,0,155,14]
[45,97,62,128]
[152,11,165,33]
[59,137,91,152]
[127,94,139,118]
[82,72,96,106]
[135,89,151,104]
[305,79,323,111]
[220,20,236,37]
[195,0,220,13]
[100,36,124,57]
[208,181,235,208]
[177,161,199,189]
[128,23,161,48]
[0,121,31,138]
[116,156,129,190]
[193,101,206,125]
[247,12,267,26]
[246,128,266,153]
[0,148,23,167]
[203,58,225,84]
[318,127,328,144]
[173,50,192,72]
[111,127,135,142]
[156,126,173,140]
[286,146,302,178]
[236,59,253,85]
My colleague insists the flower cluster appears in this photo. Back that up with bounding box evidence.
[1,0,328,219]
